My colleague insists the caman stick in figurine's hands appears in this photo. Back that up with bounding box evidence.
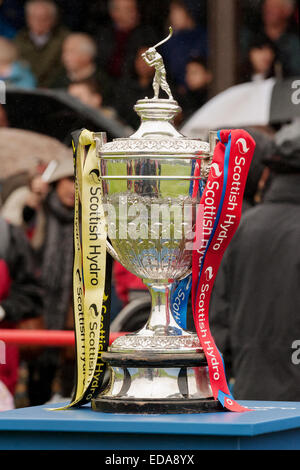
[142,26,174,100]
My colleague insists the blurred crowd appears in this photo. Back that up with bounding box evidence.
[0,0,300,410]
[0,0,299,123]
[0,0,211,126]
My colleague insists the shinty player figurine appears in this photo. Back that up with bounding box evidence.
[142,27,174,100]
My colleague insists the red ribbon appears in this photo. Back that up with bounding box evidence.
[192,129,256,412]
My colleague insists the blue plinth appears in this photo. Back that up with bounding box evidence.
[0,401,300,450]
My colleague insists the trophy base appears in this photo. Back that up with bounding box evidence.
[92,397,224,414]
[92,351,225,414]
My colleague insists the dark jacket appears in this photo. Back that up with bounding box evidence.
[210,173,300,401]
[14,26,69,88]
[240,27,300,78]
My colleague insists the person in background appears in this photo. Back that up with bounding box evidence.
[241,0,300,78]
[160,0,207,91]
[68,78,103,108]
[14,0,68,88]
[210,120,300,401]
[240,34,280,83]
[21,156,76,405]
[0,215,43,410]
[0,37,36,88]
[53,32,111,104]
[67,78,118,121]
[0,159,51,228]
[96,0,157,83]
[178,56,212,122]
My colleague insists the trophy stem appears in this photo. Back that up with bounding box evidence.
[138,280,184,337]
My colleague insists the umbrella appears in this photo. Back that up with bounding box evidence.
[4,87,130,144]
[181,77,300,138]
[0,127,71,180]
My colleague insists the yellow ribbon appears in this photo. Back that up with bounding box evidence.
[52,129,107,410]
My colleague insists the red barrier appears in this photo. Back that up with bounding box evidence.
[0,330,127,347]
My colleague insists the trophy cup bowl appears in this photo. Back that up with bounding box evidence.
[91,98,224,413]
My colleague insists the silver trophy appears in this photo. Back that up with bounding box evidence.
[92,29,221,413]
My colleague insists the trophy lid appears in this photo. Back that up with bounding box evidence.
[100,95,211,157]
[100,28,211,158]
